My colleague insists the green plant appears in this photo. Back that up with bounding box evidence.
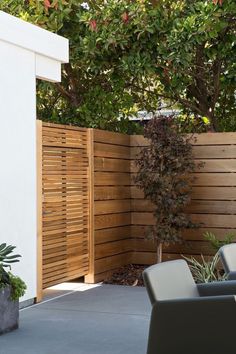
[204,231,235,250]
[135,116,199,262]
[7,274,27,301]
[0,243,26,300]
[184,253,226,283]
[1,0,235,132]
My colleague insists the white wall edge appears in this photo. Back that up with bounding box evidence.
[36,54,62,82]
[0,11,69,63]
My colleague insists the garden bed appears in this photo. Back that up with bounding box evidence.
[103,264,147,287]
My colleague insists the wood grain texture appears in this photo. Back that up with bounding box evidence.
[95,252,132,274]
[94,129,130,146]
[130,132,236,147]
[95,186,131,201]
[94,172,130,186]
[95,200,131,215]
[95,239,132,260]
[94,142,130,159]
[131,225,236,241]
[95,226,131,244]
[95,157,130,172]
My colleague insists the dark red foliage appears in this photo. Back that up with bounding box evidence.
[134,116,199,258]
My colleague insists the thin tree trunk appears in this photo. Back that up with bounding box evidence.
[157,242,163,263]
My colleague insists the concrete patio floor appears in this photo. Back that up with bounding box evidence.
[0,284,151,354]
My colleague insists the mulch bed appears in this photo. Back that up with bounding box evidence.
[103,264,148,287]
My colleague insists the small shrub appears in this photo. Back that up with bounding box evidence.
[135,115,199,262]
[184,253,226,283]
[204,231,235,251]
[0,243,26,300]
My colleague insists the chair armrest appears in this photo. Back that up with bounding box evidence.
[158,294,236,313]
[153,295,236,337]
[197,281,236,296]
[228,271,236,280]
[153,295,236,327]
[147,296,236,354]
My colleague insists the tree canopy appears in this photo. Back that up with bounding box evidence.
[1,0,235,132]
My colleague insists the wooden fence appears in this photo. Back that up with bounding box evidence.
[37,123,236,289]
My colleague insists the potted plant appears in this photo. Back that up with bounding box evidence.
[0,243,26,335]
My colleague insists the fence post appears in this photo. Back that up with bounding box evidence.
[85,128,95,283]
[36,120,43,301]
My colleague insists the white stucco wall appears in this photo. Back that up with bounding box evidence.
[0,41,37,301]
[0,11,69,302]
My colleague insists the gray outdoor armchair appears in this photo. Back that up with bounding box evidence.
[143,260,236,354]
[219,243,236,280]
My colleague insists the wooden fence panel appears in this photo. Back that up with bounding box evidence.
[93,129,132,282]
[41,123,90,288]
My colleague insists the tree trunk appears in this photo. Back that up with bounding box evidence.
[157,242,163,263]
[211,113,219,132]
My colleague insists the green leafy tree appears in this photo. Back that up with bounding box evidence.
[1,0,235,132]
[135,116,198,263]
[81,0,235,131]
[0,0,141,133]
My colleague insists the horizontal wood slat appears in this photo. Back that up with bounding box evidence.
[94,142,130,160]
[95,200,131,215]
[95,252,132,274]
[131,199,236,215]
[130,133,236,147]
[192,173,236,186]
[95,226,131,244]
[131,225,236,242]
[94,129,130,146]
[131,252,209,265]
[132,186,236,201]
[95,239,132,260]
[94,157,130,172]
[131,159,236,173]
[95,186,131,201]
[95,213,131,230]
[94,172,130,186]
[132,239,215,256]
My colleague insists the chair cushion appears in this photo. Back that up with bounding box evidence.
[143,260,199,304]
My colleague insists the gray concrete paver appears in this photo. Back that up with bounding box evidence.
[0,285,150,354]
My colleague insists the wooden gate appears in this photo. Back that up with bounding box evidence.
[38,122,90,290]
